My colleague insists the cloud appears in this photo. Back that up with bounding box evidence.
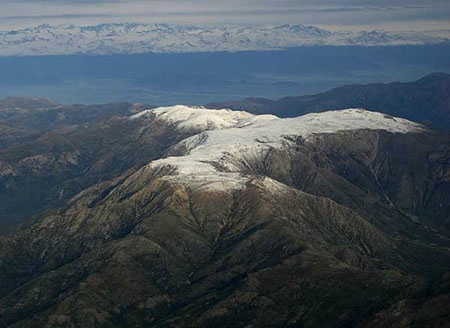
[0,0,448,32]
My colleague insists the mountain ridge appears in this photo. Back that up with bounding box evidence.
[208,72,450,129]
[0,23,450,56]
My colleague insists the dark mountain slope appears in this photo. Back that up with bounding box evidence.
[208,73,450,128]
[0,101,187,233]
[0,169,444,328]
[0,117,191,233]
[0,99,149,132]
[0,99,154,150]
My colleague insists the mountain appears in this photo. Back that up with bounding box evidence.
[208,72,450,129]
[0,23,449,56]
[0,100,163,231]
[0,97,60,109]
[0,97,147,131]
[1,105,449,327]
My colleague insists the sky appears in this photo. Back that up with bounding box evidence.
[0,0,449,32]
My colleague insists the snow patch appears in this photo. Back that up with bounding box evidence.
[254,177,292,195]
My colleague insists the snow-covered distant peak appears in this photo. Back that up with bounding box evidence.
[141,106,424,191]
[131,105,278,132]
[0,23,449,56]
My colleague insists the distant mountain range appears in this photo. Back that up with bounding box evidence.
[209,72,450,129]
[0,23,450,56]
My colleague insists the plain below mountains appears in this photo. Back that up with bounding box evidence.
[208,72,450,129]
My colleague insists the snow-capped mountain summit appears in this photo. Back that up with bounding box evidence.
[0,23,449,56]
[132,105,424,191]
